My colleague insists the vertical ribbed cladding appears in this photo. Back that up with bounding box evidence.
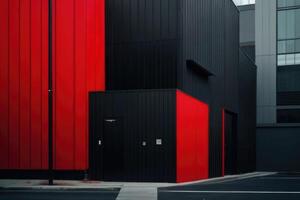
[0,0,105,172]
[223,0,241,176]
[89,90,176,182]
[101,0,255,179]
[180,0,219,176]
[179,0,212,103]
[178,0,240,177]
[0,0,49,170]
[224,0,239,114]
[238,50,257,173]
[105,0,179,90]
[209,0,226,178]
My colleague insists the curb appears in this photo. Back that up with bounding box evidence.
[159,172,277,188]
[0,172,276,191]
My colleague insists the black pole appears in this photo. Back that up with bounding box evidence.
[48,0,54,186]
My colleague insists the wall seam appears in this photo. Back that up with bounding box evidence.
[18,0,21,169]
[7,0,10,168]
[73,0,76,170]
[40,0,43,169]
[54,0,56,169]
[29,0,32,168]
[84,0,88,169]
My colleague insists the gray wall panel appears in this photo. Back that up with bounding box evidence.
[239,7,255,44]
[256,0,277,124]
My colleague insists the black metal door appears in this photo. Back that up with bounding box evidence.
[225,112,237,175]
[103,118,124,181]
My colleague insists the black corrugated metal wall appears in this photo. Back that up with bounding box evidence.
[238,50,257,173]
[89,90,176,182]
[104,0,256,178]
[106,0,179,90]
[178,0,241,177]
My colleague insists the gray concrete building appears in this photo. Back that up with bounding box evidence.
[239,4,255,61]
[238,0,300,172]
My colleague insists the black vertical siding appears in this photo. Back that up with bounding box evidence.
[178,0,240,177]
[106,0,179,90]
[179,0,212,103]
[89,90,176,182]
[224,0,240,114]
[238,50,257,173]
[103,0,256,178]
[209,0,226,178]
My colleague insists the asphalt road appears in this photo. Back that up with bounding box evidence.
[0,189,119,200]
[158,173,300,200]
[2,173,300,200]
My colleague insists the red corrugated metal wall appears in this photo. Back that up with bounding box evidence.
[0,0,105,170]
[53,0,105,170]
[0,0,49,170]
[176,90,209,183]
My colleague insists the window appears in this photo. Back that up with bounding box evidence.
[277,9,300,40]
[277,0,300,118]
[277,5,300,66]
[278,0,300,8]
[277,109,300,123]
[233,0,255,6]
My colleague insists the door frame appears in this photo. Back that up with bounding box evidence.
[89,116,124,181]
[222,109,238,176]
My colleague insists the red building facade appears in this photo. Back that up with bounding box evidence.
[0,0,105,171]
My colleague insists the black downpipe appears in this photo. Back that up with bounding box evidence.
[48,0,54,185]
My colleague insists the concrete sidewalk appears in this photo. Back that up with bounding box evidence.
[0,172,275,200]
[0,179,174,190]
[0,172,274,190]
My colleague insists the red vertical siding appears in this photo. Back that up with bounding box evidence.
[30,0,43,169]
[74,0,87,170]
[53,0,105,170]
[41,0,49,169]
[86,0,96,91]
[0,0,105,170]
[0,0,48,170]
[52,0,57,169]
[20,0,31,169]
[95,0,105,90]
[9,0,21,168]
[176,90,209,183]
[0,0,9,169]
[54,0,75,170]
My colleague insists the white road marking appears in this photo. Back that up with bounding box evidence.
[161,190,300,194]
[261,177,300,180]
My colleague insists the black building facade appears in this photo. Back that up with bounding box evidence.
[88,0,257,182]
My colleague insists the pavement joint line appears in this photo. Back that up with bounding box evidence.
[159,190,300,194]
